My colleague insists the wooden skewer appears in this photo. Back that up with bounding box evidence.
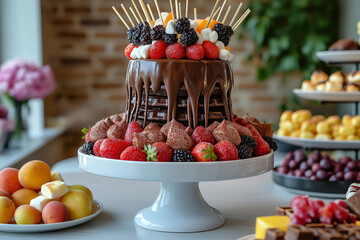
[233,9,251,31]
[112,6,130,30]
[129,7,140,24]
[131,0,145,24]
[216,0,227,21]
[154,0,164,26]
[222,5,231,23]
[185,0,189,18]
[139,0,153,27]
[121,4,135,27]
[194,8,197,19]
[169,0,175,21]
[147,3,155,21]
[179,3,182,18]
[233,8,250,29]
[205,0,221,28]
[229,2,242,27]
[175,0,179,19]
[213,7,221,19]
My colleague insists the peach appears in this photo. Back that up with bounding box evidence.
[68,185,93,202]
[14,205,41,224]
[18,160,51,190]
[0,190,11,199]
[60,190,92,220]
[12,188,39,207]
[42,201,68,224]
[0,196,15,223]
[0,167,22,194]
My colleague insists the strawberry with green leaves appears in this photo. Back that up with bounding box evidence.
[143,142,173,162]
[191,143,217,162]
[81,126,92,142]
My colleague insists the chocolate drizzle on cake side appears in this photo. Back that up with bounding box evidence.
[125,59,233,128]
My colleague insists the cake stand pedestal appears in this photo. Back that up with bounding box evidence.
[78,148,274,232]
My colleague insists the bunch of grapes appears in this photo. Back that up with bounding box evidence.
[290,195,356,225]
[277,150,360,181]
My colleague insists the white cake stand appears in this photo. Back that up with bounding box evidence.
[78,148,274,232]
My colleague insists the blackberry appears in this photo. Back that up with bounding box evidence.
[163,33,178,45]
[83,141,95,155]
[172,149,196,162]
[150,25,165,40]
[174,17,191,34]
[140,23,152,45]
[236,145,253,159]
[127,27,137,43]
[263,136,278,151]
[179,29,198,46]
[240,135,257,149]
[213,23,233,46]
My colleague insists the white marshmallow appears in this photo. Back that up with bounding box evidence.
[209,31,218,43]
[215,41,225,50]
[41,180,68,199]
[154,18,163,27]
[219,49,233,61]
[190,20,197,30]
[165,20,176,34]
[161,12,169,22]
[201,28,212,41]
[196,32,204,44]
[30,195,51,212]
[140,45,151,59]
[130,47,139,59]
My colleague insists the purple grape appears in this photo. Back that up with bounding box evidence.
[344,167,351,173]
[288,170,295,176]
[329,175,338,181]
[312,163,321,173]
[310,175,318,180]
[288,160,298,169]
[316,170,328,180]
[339,156,352,165]
[344,171,357,181]
[319,159,332,170]
[277,166,288,174]
[299,162,309,171]
[294,169,304,177]
[334,163,343,172]
[294,150,306,163]
[282,158,291,167]
[335,171,344,180]
[285,152,294,160]
[305,169,313,178]
[307,156,318,165]
[357,172,360,181]
[347,161,357,171]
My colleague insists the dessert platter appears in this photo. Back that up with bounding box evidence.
[77,0,277,233]
[316,38,360,63]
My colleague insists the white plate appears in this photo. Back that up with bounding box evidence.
[0,200,103,233]
[274,134,360,150]
[276,185,344,199]
[316,50,360,63]
[293,89,360,102]
[238,234,255,240]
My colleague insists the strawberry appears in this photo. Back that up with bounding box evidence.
[120,146,147,161]
[124,121,143,143]
[186,44,204,60]
[93,139,105,157]
[318,205,334,224]
[165,43,185,59]
[125,43,135,59]
[245,124,270,156]
[143,142,173,162]
[81,126,92,142]
[99,138,131,159]
[203,41,219,59]
[214,140,238,161]
[191,143,217,162]
[191,126,215,145]
[149,40,167,59]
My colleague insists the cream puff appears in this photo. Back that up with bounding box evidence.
[348,71,360,85]
[316,81,327,91]
[325,81,343,92]
[346,83,360,92]
[310,70,328,85]
[301,80,316,91]
[329,71,346,84]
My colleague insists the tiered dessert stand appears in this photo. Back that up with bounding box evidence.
[273,49,360,197]
[78,148,274,232]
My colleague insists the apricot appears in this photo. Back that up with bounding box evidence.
[0,190,11,199]
[0,196,15,223]
[42,201,68,224]
[18,160,51,190]
[164,12,173,28]
[0,167,22,194]
[12,188,39,207]
[60,190,92,220]
[14,205,41,224]
[68,185,93,202]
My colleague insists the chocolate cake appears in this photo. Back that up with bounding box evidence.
[125,59,233,128]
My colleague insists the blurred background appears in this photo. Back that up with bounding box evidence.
[0,0,359,164]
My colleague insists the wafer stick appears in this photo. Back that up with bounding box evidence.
[229,2,242,27]
[169,0,175,21]
[112,6,130,30]
[139,0,153,27]
[194,8,197,19]
[222,5,231,23]
[147,4,155,21]
[175,0,179,19]
[129,7,140,24]
[185,0,189,18]
[205,0,220,28]
[233,9,251,31]
[131,0,145,24]
[154,0,164,25]
[216,0,227,21]
[121,4,135,27]
[179,3,182,18]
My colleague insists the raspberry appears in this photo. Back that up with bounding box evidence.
[214,140,238,161]
[203,41,219,59]
[179,29,198,46]
[149,40,167,59]
[191,126,215,145]
[186,44,204,60]
[125,43,135,59]
[143,142,173,162]
[163,33,178,45]
[99,138,131,159]
[150,25,165,40]
[124,122,143,143]
[165,43,185,59]
[174,17,191,34]
[120,146,147,161]
[93,139,105,157]
[172,149,196,162]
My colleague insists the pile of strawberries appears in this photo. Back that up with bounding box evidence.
[81,113,276,162]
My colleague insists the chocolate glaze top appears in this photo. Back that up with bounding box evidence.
[125,59,233,128]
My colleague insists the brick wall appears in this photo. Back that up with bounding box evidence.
[41,0,299,157]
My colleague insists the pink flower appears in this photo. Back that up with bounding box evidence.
[0,59,56,101]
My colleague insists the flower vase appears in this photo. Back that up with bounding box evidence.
[13,101,28,140]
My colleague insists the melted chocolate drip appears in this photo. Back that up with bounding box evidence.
[125,59,233,128]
